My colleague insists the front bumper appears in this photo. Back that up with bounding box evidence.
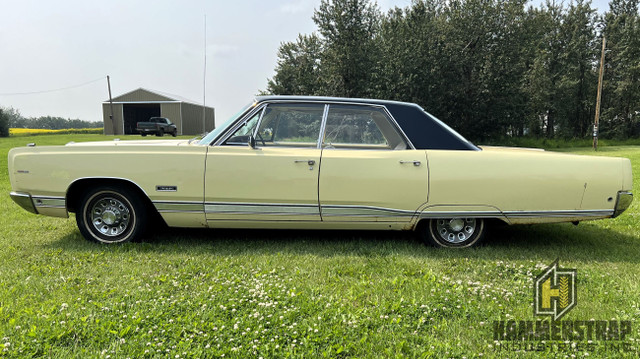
[613,191,633,218]
[10,191,38,214]
[9,191,68,218]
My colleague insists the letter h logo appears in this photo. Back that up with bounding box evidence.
[534,259,577,320]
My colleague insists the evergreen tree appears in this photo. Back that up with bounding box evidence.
[312,0,381,97]
[0,109,9,137]
[602,0,640,138]
[266,34,324,95]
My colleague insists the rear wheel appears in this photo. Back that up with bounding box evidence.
[141,133,147,137]
[76,186,147,244]
[421,218,485,248]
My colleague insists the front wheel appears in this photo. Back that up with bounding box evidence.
[171,130,177,137]
[420,218,485,248]
[76,186,148,244]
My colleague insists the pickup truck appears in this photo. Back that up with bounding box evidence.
[136,117,177,137]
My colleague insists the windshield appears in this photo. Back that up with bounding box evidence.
[198,101,256,145]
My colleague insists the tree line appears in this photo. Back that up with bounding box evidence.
[264,0,640,142]
[0,106,102,137]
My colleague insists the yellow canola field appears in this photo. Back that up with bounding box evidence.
[9,128,102,136]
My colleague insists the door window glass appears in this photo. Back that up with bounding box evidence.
[255,103,324,147]
[224,109,263,145]
[323,105,407,150]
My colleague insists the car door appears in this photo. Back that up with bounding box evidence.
[318,104,429,222]
[204,103,325,223]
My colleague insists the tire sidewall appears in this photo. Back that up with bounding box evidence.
[77,186,146,244]
[425,218,485,248]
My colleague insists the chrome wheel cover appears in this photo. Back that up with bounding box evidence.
[435,218,477,244]
[89,196,131,238]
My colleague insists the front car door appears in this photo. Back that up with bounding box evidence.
[318,104,429,223]
[204,102,325,223]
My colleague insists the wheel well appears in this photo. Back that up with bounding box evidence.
[415,217,509,231]
[66,178,155,215]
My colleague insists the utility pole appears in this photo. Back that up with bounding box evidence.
[107,75,116,135]
[593,36,606,151]
[202,15,207,134]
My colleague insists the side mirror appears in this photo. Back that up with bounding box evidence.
[248,135,256,149]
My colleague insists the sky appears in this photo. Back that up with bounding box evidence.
[0,0,610,127]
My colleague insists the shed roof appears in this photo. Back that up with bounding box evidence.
[105,88,212,108]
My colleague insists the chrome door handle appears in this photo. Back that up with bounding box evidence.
[294,159,316,166]
[399,160,421,166]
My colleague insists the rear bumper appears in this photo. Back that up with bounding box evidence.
[9,191,68,218]
[613,191,633,218]
[137,128,159,134]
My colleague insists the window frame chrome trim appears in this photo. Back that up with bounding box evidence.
[317,104,330,149]
[212,104,267,146]
[209,99,415,150]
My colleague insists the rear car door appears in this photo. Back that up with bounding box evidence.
[318,104,429,223]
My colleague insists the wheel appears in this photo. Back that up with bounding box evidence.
[421,218,485,248]
[76,186,148,244]
[156,129,164,137]
[141,133,147,137]
[172,130,177,137]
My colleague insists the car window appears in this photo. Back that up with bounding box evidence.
[223,109,263,145]
[254,103,324,148]
[323,105,407,150]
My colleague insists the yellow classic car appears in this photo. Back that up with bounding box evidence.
[8,96,634,247]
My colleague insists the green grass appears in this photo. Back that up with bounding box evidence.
[1,134,639,358]
[481,136,640,149]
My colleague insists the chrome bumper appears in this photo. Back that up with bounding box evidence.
[613,191,633,218]
[10,191,38,214]
[9,191,68,218]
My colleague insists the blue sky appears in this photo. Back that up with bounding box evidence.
[0,0,610,126]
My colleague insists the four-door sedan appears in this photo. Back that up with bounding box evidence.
[8,96,634,247]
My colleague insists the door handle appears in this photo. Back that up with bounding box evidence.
[399,160,421,166]
[294,159,316,166]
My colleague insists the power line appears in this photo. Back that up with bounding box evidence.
[0,76,105,96]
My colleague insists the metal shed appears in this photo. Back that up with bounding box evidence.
[102,88,215,135]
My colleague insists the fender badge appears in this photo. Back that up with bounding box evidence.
[17,170,30,174]
[156,185,177,192]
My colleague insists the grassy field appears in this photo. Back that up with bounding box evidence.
[0,134,639,358]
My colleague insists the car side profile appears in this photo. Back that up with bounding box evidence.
[8,96,634,247]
